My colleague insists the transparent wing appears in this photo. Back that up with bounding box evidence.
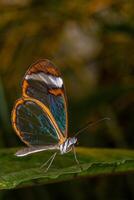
[12,98,61,146]
[22,59,68,138]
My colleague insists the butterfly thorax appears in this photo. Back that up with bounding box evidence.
[59,137,77,154]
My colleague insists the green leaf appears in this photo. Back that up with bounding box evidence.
[0,147,134,190]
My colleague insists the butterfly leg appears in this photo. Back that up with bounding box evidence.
[73,146,83,171]
[40,152,57,172]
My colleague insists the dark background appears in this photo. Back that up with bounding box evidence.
[0,0,133,199]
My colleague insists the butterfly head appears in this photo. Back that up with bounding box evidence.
[59,137,77,154]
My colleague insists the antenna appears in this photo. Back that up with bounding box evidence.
[74,117,111,137]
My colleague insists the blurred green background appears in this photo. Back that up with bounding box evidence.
[0,0,133,199]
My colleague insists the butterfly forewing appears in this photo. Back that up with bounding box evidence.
[12,98,60,146]
[22,59,68,138]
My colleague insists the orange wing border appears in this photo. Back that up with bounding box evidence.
[11,97,66,146]
[22,59,68,138]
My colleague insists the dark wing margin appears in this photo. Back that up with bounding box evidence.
[22,59,68,138]
[12,98,61,146]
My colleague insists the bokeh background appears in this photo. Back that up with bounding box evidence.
[0,0,133,199]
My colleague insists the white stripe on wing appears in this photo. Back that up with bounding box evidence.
[25,73,63,88]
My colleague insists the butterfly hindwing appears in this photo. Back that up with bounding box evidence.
[22,59,68,138]
[12,98,61,146]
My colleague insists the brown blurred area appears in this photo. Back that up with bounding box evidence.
[0,0,133,199]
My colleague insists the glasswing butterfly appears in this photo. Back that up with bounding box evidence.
[12,59,109,171]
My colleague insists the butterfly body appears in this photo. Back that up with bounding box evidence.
[15,137,77,157]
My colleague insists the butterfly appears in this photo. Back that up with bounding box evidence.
[12,59,110,171]
[12,59,79,171]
